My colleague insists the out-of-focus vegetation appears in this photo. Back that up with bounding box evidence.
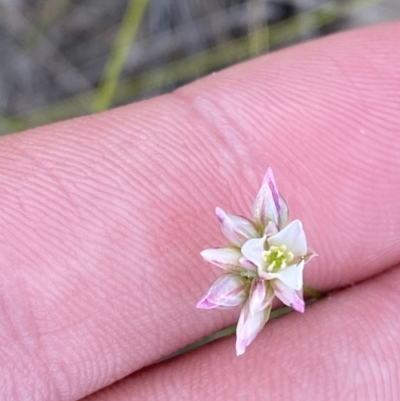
[0,0,397,135]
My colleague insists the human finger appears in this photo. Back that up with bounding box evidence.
[1,22,400,401]
[83,265,400,401]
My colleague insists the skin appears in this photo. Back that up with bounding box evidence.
[0,21,399,401]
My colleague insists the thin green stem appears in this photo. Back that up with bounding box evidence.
[92,0,150,112]
[159,285,327,361]
[158,324,237,362]
[159,305,295,361]
[303,285,325,300]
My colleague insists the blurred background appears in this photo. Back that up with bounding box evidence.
[0,0,398,135]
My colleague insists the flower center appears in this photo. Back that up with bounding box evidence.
[262,245,294,272]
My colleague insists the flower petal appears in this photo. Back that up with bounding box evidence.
[200,247,243,272]
[215,207,258,247]
[249,280,274,315]
[264,221,279,237]
[252,168,288,229]
[305,248,318,262]
[239,256,257,271]
[268,260,305,291]
[278,196,289,228]
[196,274,248,309]
[196,297,218,309]
[272,279,305,313]
[236,300,272,355]
[267,220,307,258]
[241,235,266,270]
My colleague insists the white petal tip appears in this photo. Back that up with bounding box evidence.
[199,249,211,261]
[235,344,246,356]
[291,219,303,228]
[199,250,213,265]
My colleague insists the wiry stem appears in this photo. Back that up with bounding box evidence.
[303,285,324,299]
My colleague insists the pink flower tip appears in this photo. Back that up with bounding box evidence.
[196,298,216,309]
[292,299,305,313]
[265,167,274,179]
[215,207,226,223]
[236,341,246,356]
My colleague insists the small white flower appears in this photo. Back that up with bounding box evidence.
[197,168,316,355]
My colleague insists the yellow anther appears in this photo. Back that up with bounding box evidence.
[263,244,293,272]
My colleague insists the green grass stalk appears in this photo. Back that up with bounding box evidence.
[92,0,150,112]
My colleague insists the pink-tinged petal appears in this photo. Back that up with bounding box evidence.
[263,221,279,237]
[249,280,274,315]
[278,196,289,228]
[196,297,219,309]
[269,260,305,291]
[236,300,272,355]
[200,247,242,272]
[239,256,257,271]
[305,248,318,262]
[196,274,248,309]
[257,269,274,280]
[267,220,307,258]
[215,207,258,247]
[249,279,266,315]
[241,236,266,270]
[252,168,288,228]
[272,280,305,313]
